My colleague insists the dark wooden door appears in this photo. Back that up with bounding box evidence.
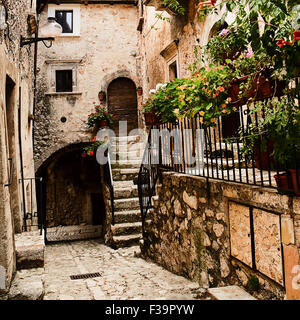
[107,77,138,136]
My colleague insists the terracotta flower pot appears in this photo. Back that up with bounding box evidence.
[253,140,275,170]
[99,120,107,127]
[274,172,294,195]
[228,75,286,106]
[137,88,143,96]
[144,112,161,126]
[288,169,300,196]
[98,93,105,101]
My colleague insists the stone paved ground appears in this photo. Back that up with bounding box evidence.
[43,240,208,300]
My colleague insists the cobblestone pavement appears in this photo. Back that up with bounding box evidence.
[43,240,207,300]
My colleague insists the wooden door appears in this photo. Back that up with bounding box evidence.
[107,78,138,136]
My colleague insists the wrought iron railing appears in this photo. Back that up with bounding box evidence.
[155,104,300,194]
[137,126,160,237]
[19,177,44,235]
[103,149,115,225]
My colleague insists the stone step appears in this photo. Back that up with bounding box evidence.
[111,221,142,236]
[111,151,143,161]
[15,231,45,270]
[113,180,134,189]
[114,197,140,211]
[113,234,142,248]
[114,209,141,223]
[111,135,145,143]
[110,142,145,152]
[112,168,140,181]
[114,185,138,199]
[111,159,141,169]
[207,286,256,300]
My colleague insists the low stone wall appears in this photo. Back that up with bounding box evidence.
[15,231,45,270]
[141,171,300,300]
[45,225,102,242]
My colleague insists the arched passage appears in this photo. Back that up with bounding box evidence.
[107,77,138,136]
[37,143,106,242]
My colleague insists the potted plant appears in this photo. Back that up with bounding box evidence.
[240,96,300,194]
[86,104,117,131]
[204,26,248,66]
[82,137,106,158]
[142,98,162,126]
[98,90,106,101]
[137,86,143,96]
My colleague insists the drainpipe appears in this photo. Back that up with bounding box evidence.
[18,87,27,231]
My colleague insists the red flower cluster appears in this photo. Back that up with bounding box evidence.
[294,30,300,42]
[276,39,292,48]
[277,30,300,48]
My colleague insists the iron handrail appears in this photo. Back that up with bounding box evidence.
[4,158,13,187]
[103,149,115,225]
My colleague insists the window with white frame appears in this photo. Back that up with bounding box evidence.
[48,4,80,36]
[47,61,80,93]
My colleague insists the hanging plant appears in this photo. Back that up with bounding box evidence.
[81,137,106,158]
[86,103,117,129]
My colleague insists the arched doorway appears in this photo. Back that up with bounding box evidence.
[107,77,138,136]
[37,144,106,242]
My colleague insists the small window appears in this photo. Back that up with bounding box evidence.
[169,61,178,81]
[56,70,73,92]
[55,10,73,34]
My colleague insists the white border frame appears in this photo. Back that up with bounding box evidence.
[48,4,81,37]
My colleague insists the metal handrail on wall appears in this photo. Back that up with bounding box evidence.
[137,126,160,237]
[19,177,44,235]
[103,149,115,225]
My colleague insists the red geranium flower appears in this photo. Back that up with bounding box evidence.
[92,136,97,142]
[276,39,285,48]
[293,30,300,42]
[88,151,94,156]
[81,153,87,158]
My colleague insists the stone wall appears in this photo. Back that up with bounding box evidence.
[141,171,300,300]
[138,0,235,100]
[0,0,37,291]
[35,3,141,171]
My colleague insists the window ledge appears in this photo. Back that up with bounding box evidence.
[57,35,81,38]
[45,92,82,96]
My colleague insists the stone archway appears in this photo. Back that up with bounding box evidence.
[107,77,138,136]
[37,143,106,242]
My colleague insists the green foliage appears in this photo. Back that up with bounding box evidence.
[247,274,260,291]
[142,64,236,126]
[86,104,117,128]
[240,94,300,167]
[163,0,185,15]
[82,139,106,157]
[217,0,300,79]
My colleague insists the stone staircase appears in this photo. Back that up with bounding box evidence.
[110,135,145,248]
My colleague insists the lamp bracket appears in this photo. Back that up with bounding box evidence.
[20,35,54,47]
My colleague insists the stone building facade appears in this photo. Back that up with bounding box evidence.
[0,0,38,291]
[34,1,145,234]
[34,0,141,171]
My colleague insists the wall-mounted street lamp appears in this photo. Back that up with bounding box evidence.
[0,1,8,31]
[20,17,62,48]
